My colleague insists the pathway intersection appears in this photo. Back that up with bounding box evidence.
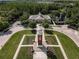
[33,24,47,59]
[13,24,68,59]
[53,25,79,47]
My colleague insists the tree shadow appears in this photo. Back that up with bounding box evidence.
[47,50,57,59]
[0,30,12,36]
[45,30,53,34]
[31,30,36,34]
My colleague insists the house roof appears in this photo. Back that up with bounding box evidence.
[29,12,51,20]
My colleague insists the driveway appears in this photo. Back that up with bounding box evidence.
[53,25,79,47]
[0,21,25,49]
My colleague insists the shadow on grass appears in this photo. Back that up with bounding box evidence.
[31,30,36,34]
[45,30,53,34]
[47,50,57,59]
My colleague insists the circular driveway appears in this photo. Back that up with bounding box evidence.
[53,25,79,47]
[0,21,25,49]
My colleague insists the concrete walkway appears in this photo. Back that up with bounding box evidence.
[33,24,47,59]
[53,25,79,47]
[33,52,47,59]
[13,34,26,59]
[0,21,25,49]
[55,34,68,59]
[33,24,68,59]
[13,24,68,59]
[13,34,34,59]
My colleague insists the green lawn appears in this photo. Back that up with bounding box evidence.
[44,30,53,35]
[54,32,79,59]
[48,47,64,59]
[22,36,35,45]
[0,30,34,59]
[45,36,58,45]
[0,30,79,59]
[17,47,33,59]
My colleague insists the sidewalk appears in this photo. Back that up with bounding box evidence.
[0,21,25,49]
[33,24,47,59]
[53,26,79,47]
